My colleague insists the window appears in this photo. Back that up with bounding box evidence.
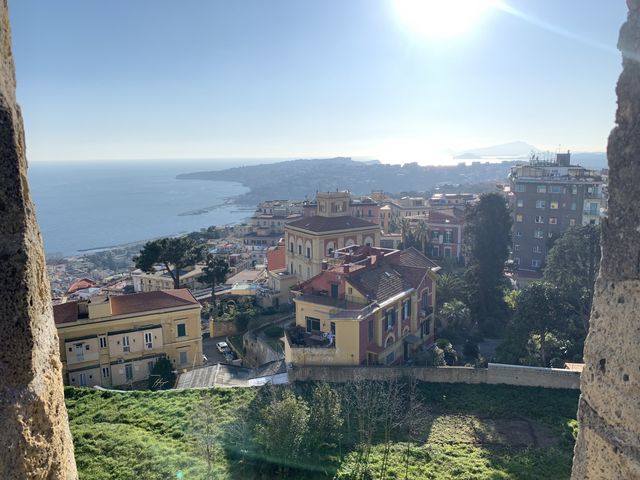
[515,231,522,237]
[368,319,374,341]
[514,244,520,251]
[431,230,439,240]
[443,231,452,243]
[514,257,520,265]
[147,361,155,373]
[125,364,133,381]
[85,344,90,350]
[515,184,525,192]
[516,199,524,208]
[532,259,542,268]
[99,336,107,349]
[534,230,543,239]
[298,244,302,254]
[177,323,187,337]
[536,200,546,209]
[536,185,546,193]
[569,219,576,226]
[535,215,544,223]
[572,185,578,195]
[122,336,130,353]
[289,242,294,252]
[306,316,321,332]
[402,299,411,321]
[550,201,559,209]
[348,287,353,295]
[549,217,558,225]
[589,202,599,215]
[144,332,153,349]
[571,202,577,211]
[306,247,311,258]
[384,309,396,331]
[550,185,563,193]
[101,367,110,378]
[330,322,336,336]
[179,351,188,365]
[533,245,542,253]
[368,209,372,217]
[444,247,452,257]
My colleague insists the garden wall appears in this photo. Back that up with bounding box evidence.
[288,362,580,390]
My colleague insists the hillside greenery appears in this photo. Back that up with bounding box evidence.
[65,382,579,480]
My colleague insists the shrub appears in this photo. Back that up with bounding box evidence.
[463,340,480,360]
[148,357,176,390]
[550,357,565,369]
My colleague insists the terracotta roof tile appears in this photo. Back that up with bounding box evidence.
[110,289,199,315]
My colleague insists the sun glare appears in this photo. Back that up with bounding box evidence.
[394,0,499,39]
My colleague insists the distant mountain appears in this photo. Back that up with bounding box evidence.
[455,141,538,159]
[177,157,515,204]
[570,152,608,169]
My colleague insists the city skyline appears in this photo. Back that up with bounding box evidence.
[11,0,626,164]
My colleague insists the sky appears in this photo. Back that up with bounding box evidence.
[10,0,628,165]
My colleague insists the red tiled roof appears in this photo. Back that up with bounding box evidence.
[110,289,199,316]
[53,289,199,325]
[390,247,440,270]
[286,215,377,233]
[67,278,97,294]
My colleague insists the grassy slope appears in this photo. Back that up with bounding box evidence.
[65,383,579,480]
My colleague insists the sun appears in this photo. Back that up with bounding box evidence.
[393,0,499,40]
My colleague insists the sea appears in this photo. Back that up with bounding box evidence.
[27,159,277,257]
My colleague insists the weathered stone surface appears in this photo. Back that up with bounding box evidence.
[572,1,640,478]
[0,1,77,478]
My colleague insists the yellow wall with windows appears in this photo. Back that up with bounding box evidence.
[58,306,202,388]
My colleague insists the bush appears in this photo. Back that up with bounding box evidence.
[435,338,451,349]
[550,357,565,369]
[148,357,176,390]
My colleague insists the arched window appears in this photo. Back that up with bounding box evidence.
[346,239,355,247]
[364,236,373,247]
[326,241,335,256]
[385,335,395,348]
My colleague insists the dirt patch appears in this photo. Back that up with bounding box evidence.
[426,415,557,448]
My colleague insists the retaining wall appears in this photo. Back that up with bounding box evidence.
[288,362,580,390]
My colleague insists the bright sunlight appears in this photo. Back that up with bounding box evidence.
[394,0,500,39]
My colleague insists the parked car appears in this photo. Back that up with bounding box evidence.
[216,341,230,353]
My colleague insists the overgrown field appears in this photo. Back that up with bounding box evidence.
[65,382,579,479]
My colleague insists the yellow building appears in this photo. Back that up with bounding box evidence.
[284,246,438,366]
[53,289,203,388]
[285,191,380,282]
[131,265,207,293]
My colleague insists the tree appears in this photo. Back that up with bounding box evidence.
[543,224,601,333]
[510,281,570,367]
[147,357,176,390]
[202,254,230,306]
[191,392,222,478]
[134,237,206,289]
[400,218,411,246]
[438,300,473,339]
[308,383,343,452]
[413,220,430,255]
[436,273,467,310]
[254,390,310,468]
[464,193,512,333]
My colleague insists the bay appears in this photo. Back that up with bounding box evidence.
[27,159,271,256]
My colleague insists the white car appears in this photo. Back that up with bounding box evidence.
[216,341,230,353]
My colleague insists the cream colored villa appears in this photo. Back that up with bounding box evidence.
[285,191,380,282]
[285,246,439,366]
[53,289,203,388]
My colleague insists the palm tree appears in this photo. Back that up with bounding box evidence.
[413,220,429,255]
[400,218,411,247]
[201,254,230,306]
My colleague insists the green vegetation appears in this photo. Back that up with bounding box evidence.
[134,236,207,289]
[65,381,579,480]
[202,254,230,306]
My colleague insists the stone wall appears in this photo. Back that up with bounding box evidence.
[0,1,77,477]
[209,319,237,338]
[243,332,283,367]
[571,1,640,477]
[288,363,580,390]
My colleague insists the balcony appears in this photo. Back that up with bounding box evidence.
[286,325,335,349]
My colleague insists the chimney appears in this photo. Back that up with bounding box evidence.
[321,260,328,271]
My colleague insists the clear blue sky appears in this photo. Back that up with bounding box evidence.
[10,0,627,164]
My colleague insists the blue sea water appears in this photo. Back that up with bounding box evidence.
[27,160,268,256]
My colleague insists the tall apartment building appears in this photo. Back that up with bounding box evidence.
[53,289,203,388]
[285,191,380,281]
[509,152,605,272]
[244,199,304,247]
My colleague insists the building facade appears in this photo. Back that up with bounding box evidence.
[285,191,380,282]
[53,289,203,388]
[131,265,207,293]
[509,152,605,272]
[284,246,438,366]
